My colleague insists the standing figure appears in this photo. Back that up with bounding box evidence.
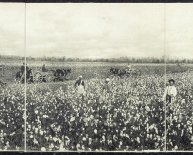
[102,78,111,102]
[125,63,131,72]
[103,78,111,94]
[20,63,25,75]
[20,63,28,83]
[26,64,29,73]
[75,75,85,100]
[42,64,47,72]
[127,63,131,69]
[163,79,177,104]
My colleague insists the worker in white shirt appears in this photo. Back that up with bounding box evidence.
[125,63,131,73]
[126,63,131,70]
[163,79,177,103]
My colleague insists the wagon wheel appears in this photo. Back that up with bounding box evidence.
[64,73,71,80]
[34,72,43,83]
[45,75,54,82]
[109,74,114,78]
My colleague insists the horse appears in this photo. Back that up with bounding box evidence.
[15,68,33,83]
[26,69,33,83]
[54,68,71,81]
[0,80,6,88]
[110,67,119,75]
[110,67,126,77]
[110,67,140,77]
[15,71,23,83]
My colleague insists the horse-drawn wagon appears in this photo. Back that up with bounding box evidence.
[0,65,5,77]
[33,70,55,83]
[110,66,141,77]
[17,68,72,83]
[33,68,71,83]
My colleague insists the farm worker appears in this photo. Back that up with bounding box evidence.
[102,78,111,102]
[20,63,25,75]
[163,79,177,104]
[20,63,29,80]
[103,78,111,93]
[42,64,47,72]
[26,64,29,72]
[75,75,85,99]
[126,63,131,72]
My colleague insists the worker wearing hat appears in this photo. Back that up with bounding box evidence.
[125,63,131,72]
[42,64,48,72]
[20,62,25,75]
[163,79,177,103]
[75,75,85,99]
[103,78,111,94]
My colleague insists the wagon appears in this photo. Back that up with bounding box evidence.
[0,65,5,77]
[110,67,141,77]
[33,71,55,83]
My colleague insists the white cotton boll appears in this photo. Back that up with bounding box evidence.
[40,130,44,136]
[188,127,192,134]
[145,106,150,111]
[6,141,9,145]
[174,145,178,150]
[147,134,150,138]
[137,137,140,143]
[155,128,158,134]
[41,147,46,151]
[82,145,85,150]
[89,138,92,143]
[187,121,191,125]
[119,141,123,145]
[50,143,54,149]
[34,139,38,144]
[70,117,75,122]
[83,137,86,141]
[45,136,49,141]
[124,134,128,138]
[102,135,105,141]
[90,115,94,119]
[35,128,38,134]
[83,118,87,122]
[53,137,57,142]
[30,135,33,139]
[76,144,80,148]
[35,110,38,114]
[94,129,97,134]
[149,125,154,130]
[174,116,177,121]
[10,132,15,136]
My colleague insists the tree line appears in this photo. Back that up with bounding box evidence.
[0,55,193,64]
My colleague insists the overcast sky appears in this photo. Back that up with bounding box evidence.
[0,3,25,56]
[166,4,193,60]
[0,3,193,59]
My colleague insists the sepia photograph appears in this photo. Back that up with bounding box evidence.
[0,3,25,150]
[0,2,193,153]
[25,3,166,151]
[165,4,193,151]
